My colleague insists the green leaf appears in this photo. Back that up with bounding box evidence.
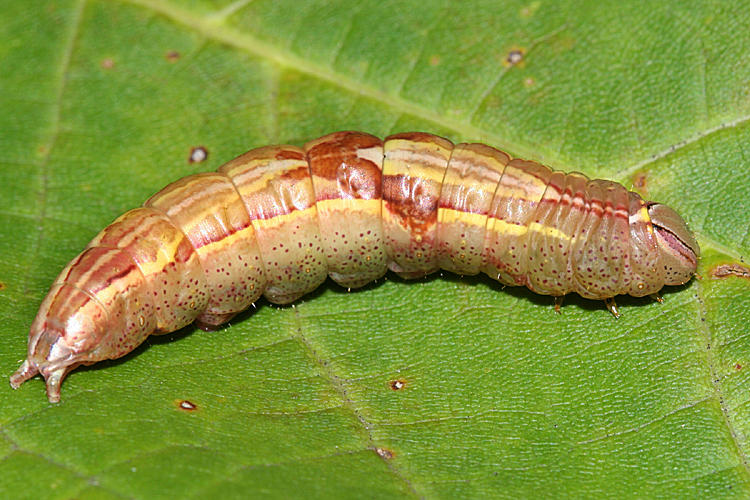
[1,0,749,498]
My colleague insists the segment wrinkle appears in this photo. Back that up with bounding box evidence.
[218,170,270,283]
[142,204,209,286]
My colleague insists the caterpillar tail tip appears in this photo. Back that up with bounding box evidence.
[10,359,66,403]
[44,368,65,404]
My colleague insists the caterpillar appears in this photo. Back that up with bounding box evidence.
[9,131,699,403]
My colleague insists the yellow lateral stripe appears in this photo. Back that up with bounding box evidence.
[485,218,571,241]
[438,208,487,228]
[528,222,571,241]
[251,206,318,231]
[316,198,381,215]
[487,218,528,237]
[486,218,572,240]
[138,238,184,275]
[196,225,256,252]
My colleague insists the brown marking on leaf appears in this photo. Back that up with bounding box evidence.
[632,172,648,195]
[389,379,406,390]
[710,263,750,280]
[524,77,535,87]
[165,50,181,62]
[375,447,395,460]
[633,173,647,188]
[735,363,742,371]
[100,58,115,69]
[189,146,208,164]
[504,48,525,67]
[0,281,5,291]
[176,399,197,411]
[429,55,441,66]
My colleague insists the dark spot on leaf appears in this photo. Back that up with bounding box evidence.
[505,48,525,66]
[100,58,115,69]
[165,50,181,62]
[189,146,208,164]
[0,281,5,291]
[389,379,406,390]
[633,172,648,192]
[375,447,394,460]
[735,363,742,370]
[710,263,750,280]
[176,399,197,411]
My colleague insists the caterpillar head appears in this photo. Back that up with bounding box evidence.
[647,202,700,285]
[10,284,109,403]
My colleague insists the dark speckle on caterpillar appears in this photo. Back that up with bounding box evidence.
[10,131,699,403]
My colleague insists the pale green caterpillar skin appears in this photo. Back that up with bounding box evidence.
[10,131,699,403]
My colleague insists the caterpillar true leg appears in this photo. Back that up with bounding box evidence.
[650,293,664,303]
[554,296,564,314]
[604,298,621,319]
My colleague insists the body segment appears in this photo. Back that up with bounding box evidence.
[10,131,700,402]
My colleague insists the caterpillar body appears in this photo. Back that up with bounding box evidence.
[10,131,699,403]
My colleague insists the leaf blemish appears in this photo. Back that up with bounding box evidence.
[0,281,5,291]
[165,50,181,62]
[100,58,115,69]
[504,48,525,67]
[632,172,648,194]
[735,363,742,370]
[710,263,750,280]
[189,146,208,164]
[177,399,197,411]
[375,447,394,460]
[389,379,406,390]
